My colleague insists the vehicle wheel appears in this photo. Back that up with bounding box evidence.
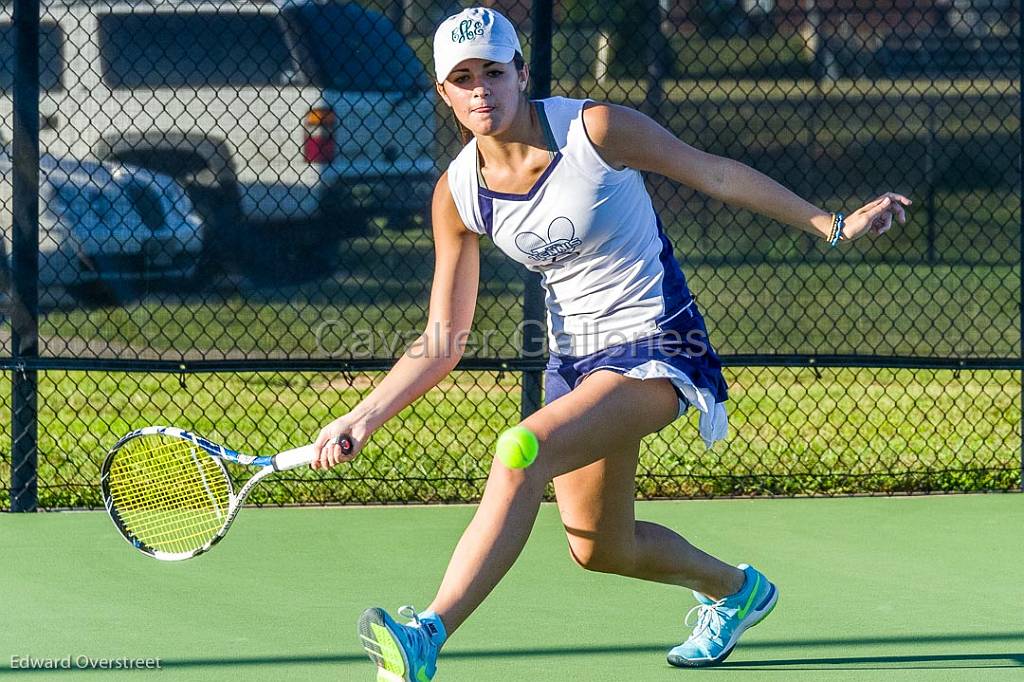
[182,182,243,287]
[380,209,427,232]
[65,256,139,307]
[65,280,117,306]
[319,190,372,239]
[243,220,343,286]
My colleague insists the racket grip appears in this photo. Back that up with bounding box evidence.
[272,445,317,471]
[328,434,354,454]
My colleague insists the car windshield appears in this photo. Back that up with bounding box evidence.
[0,22,65,92]
[285,2,425,92]
[98,12,293,88]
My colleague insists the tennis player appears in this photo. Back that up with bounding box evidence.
[312,7,910,679]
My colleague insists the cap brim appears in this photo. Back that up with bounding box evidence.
[436,45,518,83]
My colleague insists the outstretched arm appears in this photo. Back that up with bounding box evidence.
[581,102,910,242]
[313,171,481,468]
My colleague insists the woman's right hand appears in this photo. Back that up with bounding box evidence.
[311,414,372,469]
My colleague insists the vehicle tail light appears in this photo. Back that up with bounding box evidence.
[302,106,337,164]
[305,108,336,128]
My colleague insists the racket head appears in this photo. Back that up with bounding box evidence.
[101,429,235,561]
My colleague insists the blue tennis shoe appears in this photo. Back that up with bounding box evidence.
[358,605,446,682]
[667,564,778,667]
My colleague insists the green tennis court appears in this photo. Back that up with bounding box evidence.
[3,494,1021,680]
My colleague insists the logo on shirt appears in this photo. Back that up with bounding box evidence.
[452,19,485,43]
[515,216,582,264]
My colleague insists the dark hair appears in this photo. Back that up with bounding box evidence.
[449,52,527,145]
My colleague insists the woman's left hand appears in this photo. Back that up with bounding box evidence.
[840,193,912,242]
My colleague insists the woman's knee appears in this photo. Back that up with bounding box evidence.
[488,422,562,484]
[485,452,548,493]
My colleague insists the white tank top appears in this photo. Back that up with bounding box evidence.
[447,96,695,356]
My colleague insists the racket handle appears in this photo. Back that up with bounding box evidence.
[272,445,317,471]
[328,434,354,454]
[272,437,354,470]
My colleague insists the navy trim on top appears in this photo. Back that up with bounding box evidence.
[476,99,562,202]
[477,192,494,236]
[535,99,559,152]
[477,152,563,201]
[653,215,693,326]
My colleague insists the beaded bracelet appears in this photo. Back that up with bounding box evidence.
[826,212,845,247]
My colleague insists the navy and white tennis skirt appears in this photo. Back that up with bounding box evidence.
[544,302,729,449]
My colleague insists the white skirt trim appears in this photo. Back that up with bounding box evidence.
[622,360,729,449]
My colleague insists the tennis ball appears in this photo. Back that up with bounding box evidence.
[495,426,539,469]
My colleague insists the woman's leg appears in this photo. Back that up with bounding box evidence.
[425,370,685,636]
[553,437,743,600]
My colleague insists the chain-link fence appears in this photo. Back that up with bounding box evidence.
[1,0,1020,511]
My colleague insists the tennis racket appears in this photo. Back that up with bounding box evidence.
[100,425,351,561]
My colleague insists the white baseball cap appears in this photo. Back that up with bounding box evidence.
[433,7,523,83]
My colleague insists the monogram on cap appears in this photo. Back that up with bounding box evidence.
[451,19,485,44]
[433,7,523,82]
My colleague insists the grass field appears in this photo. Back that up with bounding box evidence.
[2,496,1022,680]
[0,361,1017,509]
[33,254,1021,360]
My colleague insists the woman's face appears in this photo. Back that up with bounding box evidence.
[437,58,527,138]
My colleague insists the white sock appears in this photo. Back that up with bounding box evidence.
[417,610,448,649]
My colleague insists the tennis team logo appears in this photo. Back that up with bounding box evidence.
[451,19,485,43]
[515,217,582,264]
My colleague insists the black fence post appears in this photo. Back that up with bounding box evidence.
[926,101,937,265]
[641,0,667,120]
[9,0,41,512]
[521,0,553,420]
[1019,13,1024,493]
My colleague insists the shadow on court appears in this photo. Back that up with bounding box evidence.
[3,633,1020,674]
[719,654,1023,671]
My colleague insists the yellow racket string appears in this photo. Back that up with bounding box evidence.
[108,439,230,551]
[107,435,232,555]
[108,442,229,551]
